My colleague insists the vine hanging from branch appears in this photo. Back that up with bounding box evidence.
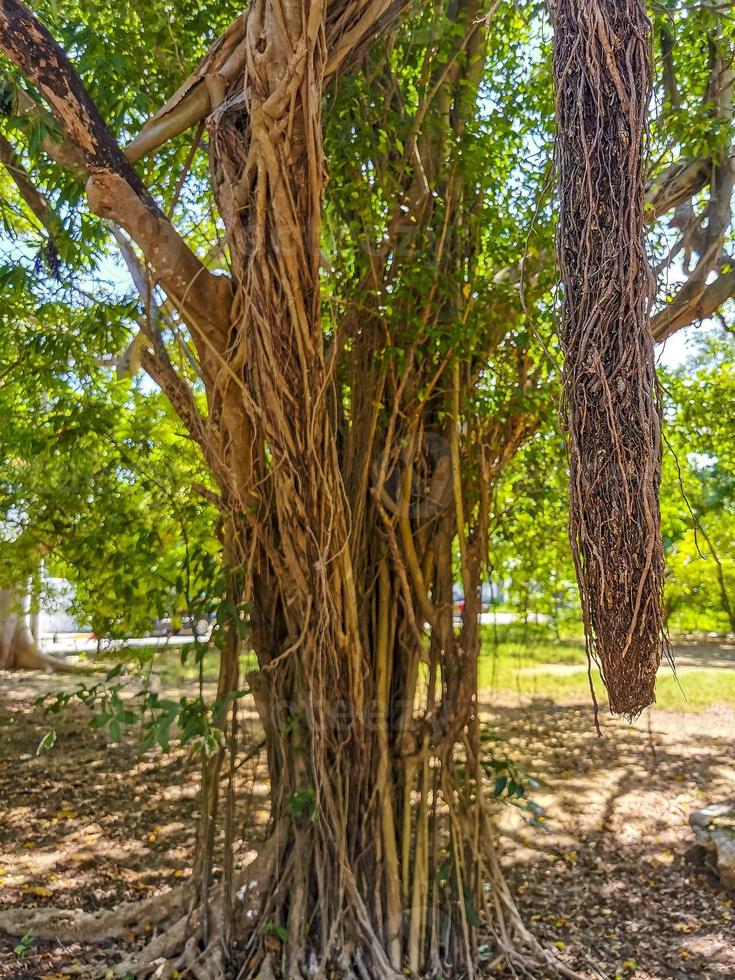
[553,0,669,716]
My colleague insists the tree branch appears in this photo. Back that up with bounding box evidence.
[120,0,414,164]
[0,0,232,346]
[106,226,217,464]
[125,14,248,164]
[652,267,735,341]
[645,157,713,220]
[650,19,734,342]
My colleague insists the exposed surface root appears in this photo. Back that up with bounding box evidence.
[0,883,190,942]
[9,645,81,672]
[113,909,199,979]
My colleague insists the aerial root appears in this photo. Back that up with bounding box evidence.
[112,908,206,979]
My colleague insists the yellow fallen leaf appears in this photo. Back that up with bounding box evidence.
[25,885,53,897]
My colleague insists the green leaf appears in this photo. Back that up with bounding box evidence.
[263,922,289,943]
[36,729,57,755]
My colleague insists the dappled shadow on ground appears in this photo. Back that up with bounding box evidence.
[0,670,267,979]
[483,698,735,979]
[1,670,733,978]
[668,637,735,670]
[0,675,199,913]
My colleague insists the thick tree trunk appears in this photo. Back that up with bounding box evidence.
[200,4,514,974]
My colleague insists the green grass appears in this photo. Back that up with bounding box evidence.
[92,644,257,688]
[94,628,735,714]
[477,630,735,712]
[653,669,735,711]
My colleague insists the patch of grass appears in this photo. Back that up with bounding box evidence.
[92,644,257,687]
[478,633,735,712]
[653,669,735,712]
[478,632,586,691]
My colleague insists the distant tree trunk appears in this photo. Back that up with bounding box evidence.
[0,587,41,668]
[0,588,69,671]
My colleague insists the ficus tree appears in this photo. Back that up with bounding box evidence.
[0,278,220,666]
[0,0,733,976]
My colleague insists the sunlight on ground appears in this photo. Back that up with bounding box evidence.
[1,633,734,977]
[476,632,735,713]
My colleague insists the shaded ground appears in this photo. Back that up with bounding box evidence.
[0,640,734,978]
[487,700,735,979]
[0,671,267,979]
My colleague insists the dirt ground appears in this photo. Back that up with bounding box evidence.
[489,699,735,979]
[0,644,733,979]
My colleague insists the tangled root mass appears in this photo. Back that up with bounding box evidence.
[554,0,669,716]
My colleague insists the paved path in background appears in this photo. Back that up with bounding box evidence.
[39,634,202,655]
[39,611,546,656]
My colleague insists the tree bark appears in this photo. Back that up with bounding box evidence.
[0,1,587,976]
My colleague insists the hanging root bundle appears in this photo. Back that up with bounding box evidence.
[554,0,668,716]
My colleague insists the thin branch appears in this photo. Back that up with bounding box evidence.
[106,225,217,469]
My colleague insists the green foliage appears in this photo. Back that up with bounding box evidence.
[324,1,559,434]
[661,333,735,634]
[489,428,576,630]
[12,933,33,958]
[35,657,250,756]
[480,733,546,828]
[263,922,289,943]
[35,728,56,754]
[0,303,221,635]
[286,788,317,822]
